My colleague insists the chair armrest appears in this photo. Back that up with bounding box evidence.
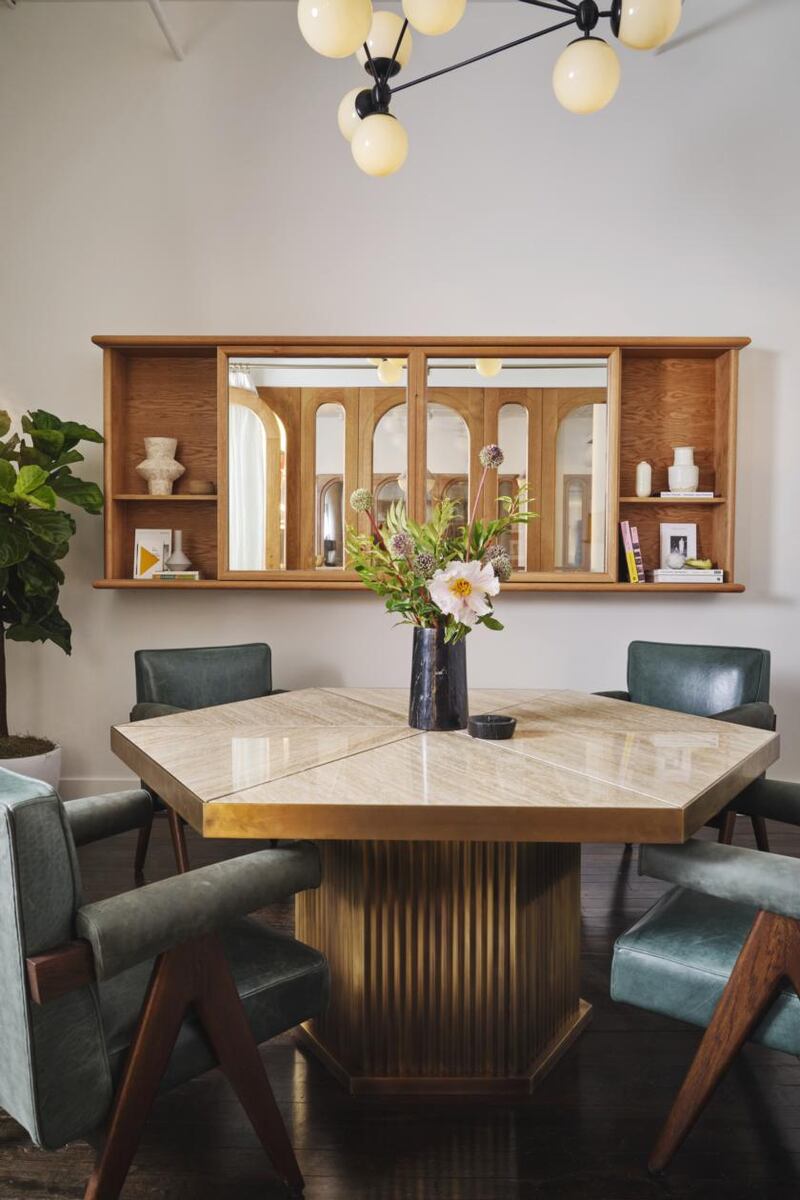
[130,701,186,721]
[593,690,631,702]
[640,840,800,920]
[712,701,776,730]
[75,842,321,981]
[732,778,800,826]
[65,789,153,848]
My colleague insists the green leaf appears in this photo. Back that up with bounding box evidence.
[14,464,48,497]
[60,420,103,448]
[0,460,15,492]
[6,607,72,654]
[0,519,31,568]
[30,427,65,458]
[479,615,504,631]
[0,411,10,438]
[24,411,63,432]
[26,485,57,511]
[17,556,62,598]
[22,507,76,548]
[50,473,104,514]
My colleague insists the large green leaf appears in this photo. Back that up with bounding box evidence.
[25,484,57,511]
[6,607,72,654]
[0,461,15,492]
[21,507,76,551]
[60,420,103,446]
[51,473,104,514]
[0,519,31,568]
[17,555,62,598]
[23,411,62,433]
[31,427,65,459]
[14,464,48,498]
[0,411,10,438]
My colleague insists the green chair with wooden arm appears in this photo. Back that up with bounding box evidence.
[611,837,800,1173]
[596,640,776,847]
[131,643,286,878]
[0,765,328,1199]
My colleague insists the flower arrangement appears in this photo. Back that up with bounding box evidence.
[346,444,536,643]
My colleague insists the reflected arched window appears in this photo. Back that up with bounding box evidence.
[316,403,345,567]
[497,402,528,571]
[555,403,594,570]
[426,402,469,534]
[372,402,407,523]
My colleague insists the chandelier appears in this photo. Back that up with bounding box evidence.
[298,0,682,176]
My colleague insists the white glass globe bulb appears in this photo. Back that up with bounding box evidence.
[377,359,405,384]
[616,0,682,51]
[552,38,621,115]
[351,113,409,176]
[298,0,373,59]
[357,11,413,69]
[402,0,466,37]
[475,358,503,378]
[337,87,365,141]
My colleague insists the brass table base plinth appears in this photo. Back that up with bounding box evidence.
[295,840,587,1097]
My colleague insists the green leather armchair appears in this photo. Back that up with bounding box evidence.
[611,837,800,1172]
[596,640,776,847]
[0,766,328,1199]
[131,643,286,877]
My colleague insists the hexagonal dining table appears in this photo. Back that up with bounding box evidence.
[111,687,779,1096]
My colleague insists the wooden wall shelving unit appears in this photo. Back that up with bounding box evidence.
[93,335,748,594]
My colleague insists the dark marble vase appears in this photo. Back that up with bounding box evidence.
[409,627,468,731]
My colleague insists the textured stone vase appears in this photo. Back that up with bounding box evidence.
[136,437,185,496]
[409,627,468,732]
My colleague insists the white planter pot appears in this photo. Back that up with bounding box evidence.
[0,745,62,790]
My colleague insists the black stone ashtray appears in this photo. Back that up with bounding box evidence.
[468,714,517,740]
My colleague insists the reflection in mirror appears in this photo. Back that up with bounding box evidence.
[426,357,609,574]
[316,404,345,567]
[497,403,528,570]
[227,357,406,573]
[426,401,469,535]
[372,403,407,524]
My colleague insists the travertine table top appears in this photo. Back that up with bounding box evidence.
[111,688,779,843]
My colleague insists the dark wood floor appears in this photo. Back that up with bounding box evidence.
[2,818,798,1199]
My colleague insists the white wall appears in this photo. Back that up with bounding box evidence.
[1,0,798,793]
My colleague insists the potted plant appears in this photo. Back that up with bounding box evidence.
[0,408,103,786]
[347,444,535,731]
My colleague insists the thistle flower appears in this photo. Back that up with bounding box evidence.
[491,552,513,582]
[485,544,506,563]
[350,488,373,513]
[412,550,436,577]
[478,444,504,470]
[388,531,415,560]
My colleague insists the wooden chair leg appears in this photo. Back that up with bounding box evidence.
[751,814,770,852]
[167,806,190,874]
[649,910,799,1174]
[195,940,305,1195]
[717,810,737,844]
[84,944,194,1200]
[133,813,153,886]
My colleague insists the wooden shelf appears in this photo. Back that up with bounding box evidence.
[113,493,217,502]
[619,496,725,505]
[94,578,745,593]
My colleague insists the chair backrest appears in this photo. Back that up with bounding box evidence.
[627,641,771,717]
[0,769,112,1150]
[135,643,273,710]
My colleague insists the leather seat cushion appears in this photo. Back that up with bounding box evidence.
[99,916,329,1091]
[611,887,800,1055]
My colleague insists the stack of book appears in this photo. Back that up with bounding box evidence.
[151,570,202,582]
[619,521,645,583]
[648,568,724,584]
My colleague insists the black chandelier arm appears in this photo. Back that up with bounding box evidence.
[517,0,579,15]
[361,39,381,83]
[384,17,410,84]
[392,16,577,95]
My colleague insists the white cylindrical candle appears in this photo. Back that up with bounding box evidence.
[635,461,652,498]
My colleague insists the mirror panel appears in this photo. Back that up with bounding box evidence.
[426,401,470,535]
[227,357,407,573]
[425,357,609,575]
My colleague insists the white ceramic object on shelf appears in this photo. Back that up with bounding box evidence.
[0,745,62,790]
[635,461,653,498]
[165,530,192,571]
[136,437,185,496]
[668,446,699,493]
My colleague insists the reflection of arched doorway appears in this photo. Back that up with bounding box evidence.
[317,477,344,566]
[229,387,286,570]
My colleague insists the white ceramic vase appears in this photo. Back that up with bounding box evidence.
[136,437,185,496]
[165,529,192,571]
[635,461,653,498]
[0,745,62,790]
[668,446,699,493]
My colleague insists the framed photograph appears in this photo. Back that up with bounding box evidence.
[659,522,697,568]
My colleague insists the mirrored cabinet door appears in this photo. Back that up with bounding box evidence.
[224,356,407,576]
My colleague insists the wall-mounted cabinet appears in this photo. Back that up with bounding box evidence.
[93,336,748,593]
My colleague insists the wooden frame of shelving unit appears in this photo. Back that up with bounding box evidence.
[93,335,748,593]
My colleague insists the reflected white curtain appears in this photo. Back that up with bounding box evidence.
[229,404,266,570]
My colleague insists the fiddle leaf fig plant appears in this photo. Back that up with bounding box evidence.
[0,408,103,744]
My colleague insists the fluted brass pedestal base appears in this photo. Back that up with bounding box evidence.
[295,840,589,1097]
